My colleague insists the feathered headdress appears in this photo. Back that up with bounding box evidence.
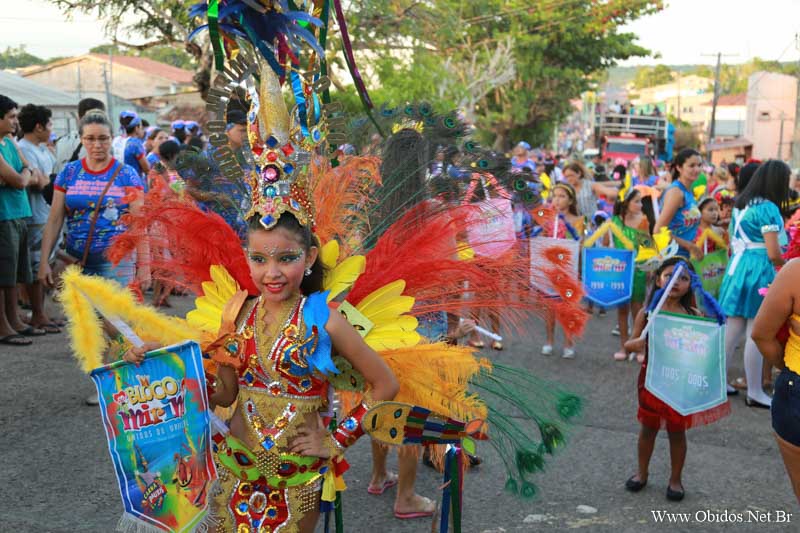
[190,1,335,232]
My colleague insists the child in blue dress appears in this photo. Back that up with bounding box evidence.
[718,160,791,407]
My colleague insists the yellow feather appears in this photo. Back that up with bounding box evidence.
[58,266,105,372]
[362,297,415,324]
[380,344,489,422]
[365,324,421,351]
[59,269,204,373]
[325,255,366,302]
[320,240,340,270]
[355,280,409,318]
[187,265,241,334]
[653,227,672,251]
[210,264,238,297]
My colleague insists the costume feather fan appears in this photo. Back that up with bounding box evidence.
[109,184,258,296]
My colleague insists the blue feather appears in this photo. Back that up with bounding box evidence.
[302,291,338,376]
[188,2,209,18]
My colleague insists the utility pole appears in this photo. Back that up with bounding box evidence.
[792,33,800,169]
[102,64,113,121]
[779,112,786,160]
[701,52,738,157]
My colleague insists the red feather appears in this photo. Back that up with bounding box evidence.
[109,182,257,296]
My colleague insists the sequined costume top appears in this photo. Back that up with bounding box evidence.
[212,291,339,533]
[235,292,335,452]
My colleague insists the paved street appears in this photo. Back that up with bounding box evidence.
[1,296,796,532]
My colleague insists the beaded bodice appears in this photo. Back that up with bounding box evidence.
[235,293,334,453]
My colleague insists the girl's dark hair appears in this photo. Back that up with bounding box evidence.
[697,195,718,212]
[670,148,700,182]
[613,188,641,218]
[147,127,164,141]
[735,161,760,194]
[644,256,697,314]
[247,213,324,295]
[553,183,579,216]
[734,159,791,212]
[174,129,187,144]
[158,140,180,164]
[120,114,140,135]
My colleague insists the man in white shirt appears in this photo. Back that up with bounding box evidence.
[54,97,106,174]
[17,103,60,333]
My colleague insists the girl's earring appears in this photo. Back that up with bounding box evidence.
[304,266,312,276]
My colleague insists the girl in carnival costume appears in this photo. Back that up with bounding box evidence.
[610,187,651,361]
[57,2,590,531]
[624,257,730,502]
[539,182,584,359]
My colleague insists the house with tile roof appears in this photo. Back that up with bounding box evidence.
[19,53,194,101]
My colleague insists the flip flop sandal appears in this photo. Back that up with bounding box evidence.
[394,497,436,519]
[0,334,33,346]
[367,472,398,495]
[35,322,61,334]
[18,326,46,337]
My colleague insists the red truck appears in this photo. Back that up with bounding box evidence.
[594,113,669,164]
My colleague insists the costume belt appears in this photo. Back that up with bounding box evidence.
[728,239,766,275]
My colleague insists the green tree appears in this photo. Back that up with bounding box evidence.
[342,0,663,148]
[632,64,674,89]
[0,45,45,69]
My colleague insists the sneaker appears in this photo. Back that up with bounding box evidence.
[611,326,620,336]
[613,351,627,361]
[562,348,575,359]
[541,344,553,355]
[85,394,99,406]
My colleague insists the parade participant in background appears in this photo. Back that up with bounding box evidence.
[185,120,202,141]
[611,188,650,361]
[143,126,155,152]
[542,182,584,359]
[694,196,727,254]
[144,127,168,167]
[510,141,536,173]
[41,111,146,405]
[0,94,47,346]
[705,165,728,197]
[17,103,61,334]
[182,108,251,241]
[752,258,800,502]
[624,258,730,502]
[112,111,149,182]
[563,160,618,223]
[655,149,702,259]
[634,156,658,187]
[715,188,735,229]
[39,111,146,291]
[718,160,790,407]
[170,119,187,144]
[54,98,106,174]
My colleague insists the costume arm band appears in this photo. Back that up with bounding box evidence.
[331,402,369,450]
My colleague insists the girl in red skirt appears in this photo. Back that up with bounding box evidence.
[623,257,730,501]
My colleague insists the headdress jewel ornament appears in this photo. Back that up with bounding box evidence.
[193,1,343,233]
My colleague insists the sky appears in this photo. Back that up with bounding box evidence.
[1,0,799,66]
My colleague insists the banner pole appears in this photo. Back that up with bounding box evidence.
[637,263,685,341]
